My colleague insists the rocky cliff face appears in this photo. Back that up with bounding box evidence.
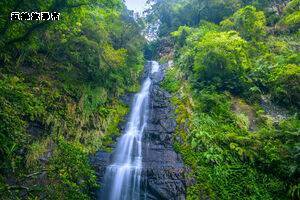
[140,62,186,200]
[91,61,187,200]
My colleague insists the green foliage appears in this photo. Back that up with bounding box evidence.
[171,21,221,79]
[171,26,192,47]
[193,31,250,94]
[163,67,299,199]
[279,11,300,32]
[158,1,300,197]
[161,67,181,93]
[231,6,267,41]
[284,0,300,13]
[144,40,159,60]
[47,138,98,199]
[270,64,300,108]
[26,137,51,167]
[169,3,299,108]
[0,0,299,199]
[0,76,43,171]
[0,0,145,199]
[98,101,129,152]
[268,0,300,32]
[146,0,243,36]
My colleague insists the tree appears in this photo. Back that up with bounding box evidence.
[0,0,119,46]
[193,31,250,94]
[232,6,267,41]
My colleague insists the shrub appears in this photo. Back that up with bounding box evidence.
[0,76,42,171]
[232,6,266,41]
[193,31,251,94]
[47,138,98,199]
[271,64,300,109]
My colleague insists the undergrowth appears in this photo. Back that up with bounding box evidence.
[162,65,299,200]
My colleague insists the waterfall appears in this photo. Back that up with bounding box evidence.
[151,61,160,73]
[100,61,160,200]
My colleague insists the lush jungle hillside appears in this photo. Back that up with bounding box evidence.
[0,0,145,199]
[146,0,299,199]
[0,0,299,200]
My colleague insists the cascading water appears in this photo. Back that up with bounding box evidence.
[151,61,160,74]
[100,61,160,200]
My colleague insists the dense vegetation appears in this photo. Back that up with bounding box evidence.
[0,0,145,199]
[1,0,299,199]
[147,0,299,199]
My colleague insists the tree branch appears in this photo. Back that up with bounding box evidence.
[22,169,48,179]
[6,185,30,191]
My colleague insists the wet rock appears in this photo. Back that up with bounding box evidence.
[27,120,47,138]
[121,93,135,107]
[260,95,289,122]
[140,64,187,199]
[91,61,187,199]
[90,151,112,180]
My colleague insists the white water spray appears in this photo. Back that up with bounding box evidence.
[151,61,160,74]
[100,61,160,200]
